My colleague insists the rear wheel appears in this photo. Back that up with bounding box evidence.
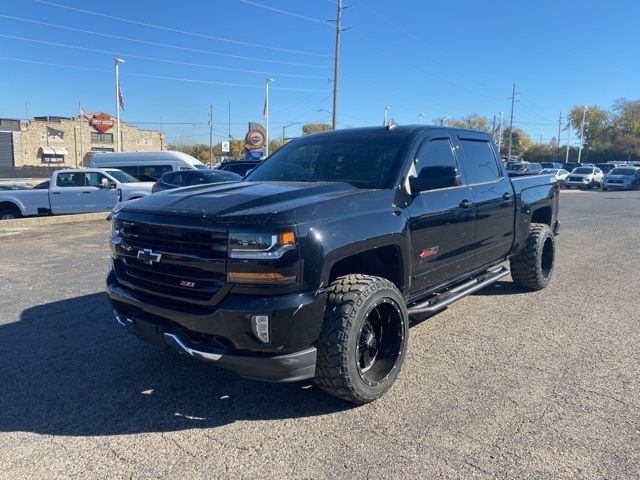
[0,206,21,220]
[510,223,555,291]
[314,274,408,404]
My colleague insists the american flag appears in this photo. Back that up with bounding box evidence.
[561,121,570,131]
[118,85,125,110]
[262,98,267,117]
[79,107,91,120]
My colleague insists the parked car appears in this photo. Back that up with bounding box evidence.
[564,166,604,189]
[216,160,261,177]
[601,167,640,190]
[595,163,617,174]
[506,162,544,177]
[152,169,242,193]
[540,168,570,184]
[0,168,154,220]
[540,162,564,169]
[88,151,208,181]
[107,125,559,404]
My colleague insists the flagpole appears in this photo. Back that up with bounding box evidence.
[78,102,82,167]
[565,120,571,162]
[497,112,503,154]
[265,78,274,157]
[114,58,125,152]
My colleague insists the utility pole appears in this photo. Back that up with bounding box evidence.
[384,106,391,126]
[507,83,518,160]
[577,106,587,163]
[114,57,125,152]
[208,104,213,167]
[330,0,347,130]
[418,113,424,124]
[497,112,503,153]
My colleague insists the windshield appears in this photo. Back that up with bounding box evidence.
[194,164,209,170]
[107,170,139,183]
[245,132,406,189]
[540,169,558,174]
[506,163,526,171]
[203,171,242,182]
[573,168,594,174]
[610,168,637,175]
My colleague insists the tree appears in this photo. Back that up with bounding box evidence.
[302,123,332,135]
[499,127,532,157]
[447,113,492,132]
[568,105,611,150]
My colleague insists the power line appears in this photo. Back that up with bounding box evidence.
[237,0,331,25]
[0,56,329,92]
[0,34,329,80]
[0,14,328,69]
[34,0,329,58]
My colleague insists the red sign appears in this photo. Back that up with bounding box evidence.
[90,113,115,133]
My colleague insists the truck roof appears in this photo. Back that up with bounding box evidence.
[303,124,493,140]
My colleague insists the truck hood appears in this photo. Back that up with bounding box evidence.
[119,181,362,223]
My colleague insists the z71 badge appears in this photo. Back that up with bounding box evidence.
[419,246,439,259]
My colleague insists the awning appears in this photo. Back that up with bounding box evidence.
[39,146,68,156]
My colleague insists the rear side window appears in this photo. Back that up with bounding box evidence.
[56,172,83,187]
[459,139,502,184]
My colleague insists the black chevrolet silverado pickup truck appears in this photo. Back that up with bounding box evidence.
[107,125,559,404]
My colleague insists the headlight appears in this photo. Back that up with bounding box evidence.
[229,230,296,260]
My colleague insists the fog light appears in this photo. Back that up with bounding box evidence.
[251,315,270,343]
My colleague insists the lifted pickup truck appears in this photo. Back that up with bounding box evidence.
[0,168,154,220]
[106,126,560,404]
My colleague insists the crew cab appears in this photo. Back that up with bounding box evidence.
[106,126,560,404]
[0,168,153,220]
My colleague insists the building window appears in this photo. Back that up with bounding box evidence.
[91,147,115,152]
[42,155,65,164]
[91,132,114,144]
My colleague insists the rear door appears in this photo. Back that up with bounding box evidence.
[407,134,475,293]
[455,133,515,269]
[49,172,85,214]
[83,171,118,211]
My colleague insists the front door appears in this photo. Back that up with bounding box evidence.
[455,134,515,268]
[407,135,475,295]
[83,172,118,211]
[50,172,85,214]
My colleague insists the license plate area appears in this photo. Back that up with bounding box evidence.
[134,318,167,348]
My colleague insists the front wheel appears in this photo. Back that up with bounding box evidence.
[314,274,408,404]
[510,223,555,291]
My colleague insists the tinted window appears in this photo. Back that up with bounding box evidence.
[414,138,458,175]
[459,139,501,183]
[56,172,83,187]
[140,165,173,181]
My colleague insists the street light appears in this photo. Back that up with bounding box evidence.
[114,57,125,152]
[282,122,301,143]
[418,113,424,124]
[384,106,391,126]
[265,77,274,156]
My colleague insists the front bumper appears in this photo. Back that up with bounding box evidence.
[603,182,633,190]
[565,179,592,187]
[106,267,324,382]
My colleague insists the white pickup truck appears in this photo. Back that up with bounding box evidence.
[0,168,154,220]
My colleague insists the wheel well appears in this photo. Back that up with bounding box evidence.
[531,206,552,226]
[329,245,404,291]
[0,201,21,214]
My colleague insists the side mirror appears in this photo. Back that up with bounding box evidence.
[409,166,461,194]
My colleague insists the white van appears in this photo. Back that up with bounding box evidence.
[87,151,208,181]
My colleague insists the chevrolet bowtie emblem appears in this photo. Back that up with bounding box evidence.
[137,248,162,265]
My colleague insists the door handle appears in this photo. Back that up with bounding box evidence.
[502,192,512,200]
[82,191,91,194]
[459,199,472,209]
[52,192,60,195]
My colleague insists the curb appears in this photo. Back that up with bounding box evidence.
[1,212,109,227]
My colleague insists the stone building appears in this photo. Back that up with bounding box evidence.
[0,113,165,171]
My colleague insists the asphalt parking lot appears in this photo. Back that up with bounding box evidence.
[1,189,639,479]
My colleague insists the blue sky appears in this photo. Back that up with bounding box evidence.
[1,0,639,145]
